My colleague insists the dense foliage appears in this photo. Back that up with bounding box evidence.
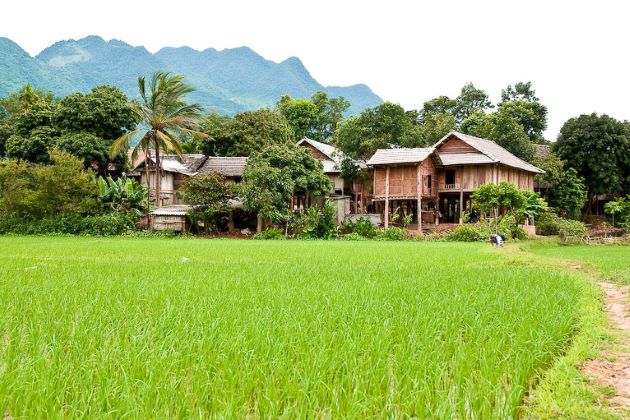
[178,172,234,232]
[240,145,331,223]
[554,114,630,200]
[204,109,294,156]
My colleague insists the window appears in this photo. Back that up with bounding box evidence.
[445,170,456,185]
[426,175,432,191]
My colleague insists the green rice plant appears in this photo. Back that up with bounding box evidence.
[0,237,590,417]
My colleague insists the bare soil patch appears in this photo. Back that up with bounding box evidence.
[583,281,630,409]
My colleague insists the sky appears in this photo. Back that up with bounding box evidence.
[2,0,629,140]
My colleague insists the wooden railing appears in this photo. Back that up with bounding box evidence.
[443,183,457,190]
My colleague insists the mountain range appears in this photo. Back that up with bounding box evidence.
[0,35,382,115]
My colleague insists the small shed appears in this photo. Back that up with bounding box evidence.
[150,205,193,232]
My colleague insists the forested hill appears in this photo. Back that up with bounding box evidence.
[0,35,382,115]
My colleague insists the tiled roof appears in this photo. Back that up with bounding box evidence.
[198,157,248,177]
[437,152,494,166]
[434,131,544,174]
[367,147,434,166]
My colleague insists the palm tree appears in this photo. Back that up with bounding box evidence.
[110,71,205,208]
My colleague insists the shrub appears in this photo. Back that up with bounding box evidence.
[558,219,588,244]
[446,225,488,242]
[341,232,368,241]
[299,202,338,239]
[342,217,377,238]
[253,227,286,240]
[376,227,409,241]
[536,212,564,236]
[0,212,139,236]
[414,232,447,242]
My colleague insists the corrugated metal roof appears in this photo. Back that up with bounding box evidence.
[367,147,434,166]
[434,131,545,173]
[437,152,494,166]
[152,205,194,216]
[198,157,248,177]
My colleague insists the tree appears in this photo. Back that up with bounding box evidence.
[14,101,56,137]
[420,96,458,120]
[54,132,110,171]
[210,109,294,157]
[0,85,57,157]
[462,111,535,161]
[497,101,547,143]
[498,82,547,143]
[110,71,206,208]
[5,126,58,163]
[534,152,588,217]
[472,182,527,219]
[277,96,320,141]
[0,150,97,221]
[334,102,424,159]
[417,112,456,145]
[455,83,493,123]
[554,114,630,207]
[604,197,628,227]
[52,86,136,141]
[178,172,233,232]
[310,91,350,141]
[501,81,539,102]
[239,145,330,231]
[190,111,232,154]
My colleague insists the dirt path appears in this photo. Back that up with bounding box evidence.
[583,281,630,408]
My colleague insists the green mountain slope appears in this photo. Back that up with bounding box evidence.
[0,36,382,115]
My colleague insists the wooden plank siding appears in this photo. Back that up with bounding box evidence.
[435,164,535,192]
[373,162,437,200]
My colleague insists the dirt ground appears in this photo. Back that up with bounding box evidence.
[583,281,630,409]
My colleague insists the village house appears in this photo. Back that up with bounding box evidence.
[367,131,544,231]
[297,137,371,217]
[129,152,248,231]
[130,153,247,206]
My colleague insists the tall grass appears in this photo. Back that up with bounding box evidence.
[0,237,585,417]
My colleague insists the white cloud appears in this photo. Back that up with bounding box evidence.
[2,0,629,139]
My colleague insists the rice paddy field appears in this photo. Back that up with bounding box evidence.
[0,237,593,417]
[528,240,630,285]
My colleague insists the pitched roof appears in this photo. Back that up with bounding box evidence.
[434,131,544,174]
[297,137,337,160]
[322,160,340,173]
[436,152,494,166]
[134,153,208,175]
[198,157,248,177]
[367,147,434,166]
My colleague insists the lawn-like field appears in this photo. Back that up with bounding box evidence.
[0,237,587,417]
[528,240,630,285]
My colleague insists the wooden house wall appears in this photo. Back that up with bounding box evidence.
[436,138,477,153]
[302,143,329,161]
[420,158,436,195]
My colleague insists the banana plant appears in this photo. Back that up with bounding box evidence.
[96,176,147,213]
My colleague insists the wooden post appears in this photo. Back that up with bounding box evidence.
[459,165,464,224]
[416,163,422,233]
[384,166,390,228]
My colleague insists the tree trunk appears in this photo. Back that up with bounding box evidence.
[143,151,151,209]
[155,142,161,208]
[257,214,263,232]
